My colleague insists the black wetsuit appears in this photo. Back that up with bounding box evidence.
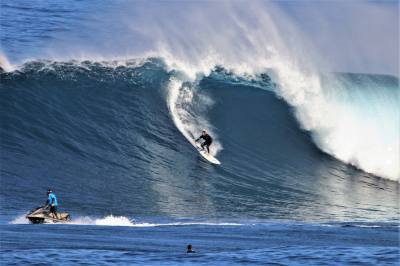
[196,134,213,153]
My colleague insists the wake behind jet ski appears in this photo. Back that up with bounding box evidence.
[26,189,70,224]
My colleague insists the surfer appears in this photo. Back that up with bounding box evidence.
[195,130,213,154]
[46,189,58,219]
[186,244,195,253]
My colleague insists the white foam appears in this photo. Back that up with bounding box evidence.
[0,52,14,72]
[166,78,222,157]
[40,215,242,227]
[9,214,243,227]
[68,215,135,226]
[125,221,243,227]
[9,215,30,224]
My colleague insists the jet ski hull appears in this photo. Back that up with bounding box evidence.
[26,206,70,224]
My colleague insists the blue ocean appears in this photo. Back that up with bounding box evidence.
[1,1,399,265]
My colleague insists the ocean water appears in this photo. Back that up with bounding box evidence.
[1,1,399,265]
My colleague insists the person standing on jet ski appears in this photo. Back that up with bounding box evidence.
[46,189,58,219]
[195,130,213,154]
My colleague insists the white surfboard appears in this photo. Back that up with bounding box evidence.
[193,141,221,165]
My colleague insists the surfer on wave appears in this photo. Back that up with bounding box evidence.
[195,130,213,154]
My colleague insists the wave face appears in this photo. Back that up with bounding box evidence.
[1,60,399,222]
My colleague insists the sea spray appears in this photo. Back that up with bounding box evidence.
[166,77,222,157]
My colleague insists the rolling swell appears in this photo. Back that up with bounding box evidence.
[0,59,398,222]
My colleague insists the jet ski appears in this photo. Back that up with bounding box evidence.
[26,206,70,224]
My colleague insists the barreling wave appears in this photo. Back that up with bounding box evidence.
[152,55,399,180]
[1,58,399,222]
[2,0,398,181]
[5,58,399,181]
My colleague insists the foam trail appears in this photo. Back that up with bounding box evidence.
[10,215,30,224]
[69,216,242,227]
[166,78,222,157]
[0,52,14,72]
[10,215,242,227]
[69,215,135,226]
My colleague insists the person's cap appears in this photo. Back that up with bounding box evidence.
[47,189,52,193]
